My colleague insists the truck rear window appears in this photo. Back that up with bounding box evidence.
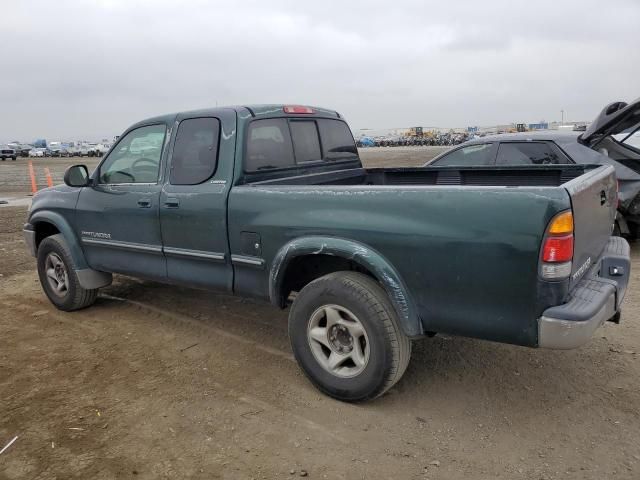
[245,117,358,172]
[245,119,295,171]
[317,119,358,161]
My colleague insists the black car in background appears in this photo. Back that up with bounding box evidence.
[426,98,640,238]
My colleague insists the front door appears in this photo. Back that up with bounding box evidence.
[159,111,235,291]
[75,123,169,280]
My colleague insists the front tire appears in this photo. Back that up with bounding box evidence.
[37,234,98,311]
[289,272,411,402]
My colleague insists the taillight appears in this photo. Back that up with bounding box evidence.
[283,105,314,114]
[541,211,574,280]
[542,235,574,262]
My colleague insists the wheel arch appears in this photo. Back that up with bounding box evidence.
[29,210,88,270]
[269,236,422,337]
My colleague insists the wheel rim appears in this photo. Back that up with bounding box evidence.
[44,252,69,297]
[307,304,370,378]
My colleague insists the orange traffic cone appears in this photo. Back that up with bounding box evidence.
[28,161,38,195]
[45,167,53,187]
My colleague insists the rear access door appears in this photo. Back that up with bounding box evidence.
[564,165,617,287]
[159,109,236,291]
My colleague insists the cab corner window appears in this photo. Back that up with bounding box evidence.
[99,124,166,184]
[170,118,220,185]
[245,118,295,171]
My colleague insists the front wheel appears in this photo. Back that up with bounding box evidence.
[37,234,98,311]
[288,271,411,402]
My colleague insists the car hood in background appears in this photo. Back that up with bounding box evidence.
[579,97,640,147]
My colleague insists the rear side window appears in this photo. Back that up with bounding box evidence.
[496,142,565,165]
[317,119,358,160]
[170,117,220,185]
[246,118,295,171]
[433,144,494,166]
[290,120,322,162]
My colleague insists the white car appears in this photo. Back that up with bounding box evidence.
[28,149,44,157]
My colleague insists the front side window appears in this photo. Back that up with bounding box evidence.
[99,124,166,184]
[170,118,220,185]
[433,143,494,166]
[317,119,358,161]
[245,118,295,171]
[495,142,564,165]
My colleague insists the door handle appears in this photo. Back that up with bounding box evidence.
[137,199,151,208]
[164,198,180,208]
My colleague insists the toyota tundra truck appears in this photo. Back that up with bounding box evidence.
[24,104,631,402]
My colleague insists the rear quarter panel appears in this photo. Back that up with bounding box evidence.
[228,184,571,346]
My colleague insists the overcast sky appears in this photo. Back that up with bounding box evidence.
[2,0,639,142]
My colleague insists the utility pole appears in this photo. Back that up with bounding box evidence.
[561,109,565,125]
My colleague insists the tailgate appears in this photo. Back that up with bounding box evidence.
[564,165,617,289]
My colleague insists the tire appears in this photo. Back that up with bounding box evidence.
[288,271,411,402]
[37,234,98,311]
[12,156,16,161]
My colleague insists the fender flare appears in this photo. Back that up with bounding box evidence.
[29,210,88,269]
[269,236,422,337]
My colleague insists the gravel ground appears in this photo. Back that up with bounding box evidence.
[1,148,639,479]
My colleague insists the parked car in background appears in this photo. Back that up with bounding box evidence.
[16,145,34,157]
[28,148,45,157]
[1,146,17,161]
[89,143,110,157]
[425,98,640,238]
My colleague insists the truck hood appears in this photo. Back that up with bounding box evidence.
[579,97,640,148]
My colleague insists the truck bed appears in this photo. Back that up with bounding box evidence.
[247,165,597,188]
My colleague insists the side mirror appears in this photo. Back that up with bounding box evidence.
[63,164,90,187]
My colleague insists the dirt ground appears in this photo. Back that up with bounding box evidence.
[1,149,639,479]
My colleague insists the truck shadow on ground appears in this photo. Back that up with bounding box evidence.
[98,272,637,421]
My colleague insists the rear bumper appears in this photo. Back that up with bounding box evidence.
[538,236,630,349]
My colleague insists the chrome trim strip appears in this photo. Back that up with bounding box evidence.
[81,238,163,253]
[231,254,265,267]
[164,246,225,261]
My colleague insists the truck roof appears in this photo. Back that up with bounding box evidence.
[129,104,342,130]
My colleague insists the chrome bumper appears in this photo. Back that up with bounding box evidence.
[538,236,630,349]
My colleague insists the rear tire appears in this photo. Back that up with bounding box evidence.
[37,234,98,311]
[288,271,411,402]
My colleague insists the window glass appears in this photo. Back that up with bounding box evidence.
[433,144,494,166]
[290,120,322,162]
[613,125,640,150]
[495,142,564,165]
[245,118,295,171]
[317,119,358,161]
[170,118,220,185]
[99,124,166,184]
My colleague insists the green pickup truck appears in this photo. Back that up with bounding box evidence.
[24,105,631,401]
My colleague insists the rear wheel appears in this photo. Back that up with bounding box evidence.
[37,234,98,311]
[288,272,411,402]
